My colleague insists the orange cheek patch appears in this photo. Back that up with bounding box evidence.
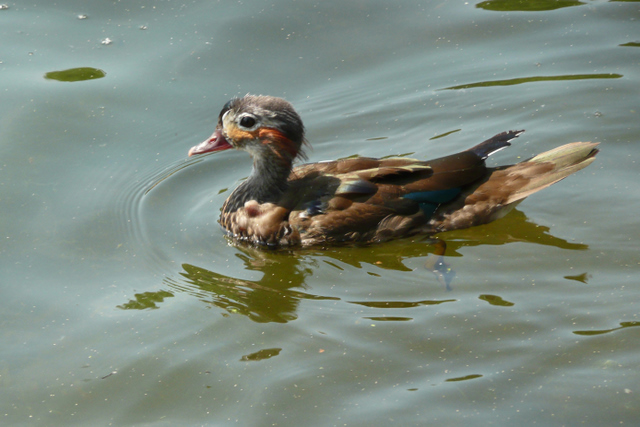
[258,128,284,143]
[226,125,258,143]
[258,128,297,159]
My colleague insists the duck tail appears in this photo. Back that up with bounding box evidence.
[434,141,599,232]
[502,141,599,204]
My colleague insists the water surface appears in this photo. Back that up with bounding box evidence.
[1,0,639,425]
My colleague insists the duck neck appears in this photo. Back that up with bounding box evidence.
[224,155,293,213]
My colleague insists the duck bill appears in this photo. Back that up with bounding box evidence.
[188,129,232,156]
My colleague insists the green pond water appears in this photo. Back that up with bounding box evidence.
[1,0,639,425]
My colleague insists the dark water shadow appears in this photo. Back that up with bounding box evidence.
[573,321,640,336]
[432,209,588,255]
[442,73,622,90]
[117,209,590,322]
[476,0,585,12]
[240,348,282,362]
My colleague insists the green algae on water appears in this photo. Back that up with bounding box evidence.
[44,67,106,82]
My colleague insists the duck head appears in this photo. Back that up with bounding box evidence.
[188,95,306,163]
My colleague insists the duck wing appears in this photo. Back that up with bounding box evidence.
[287,131,522,245]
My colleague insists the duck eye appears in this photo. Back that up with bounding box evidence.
[239,116,256,129]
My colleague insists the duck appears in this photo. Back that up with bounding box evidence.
[188,95,598,248]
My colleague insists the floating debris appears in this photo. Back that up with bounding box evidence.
[45,67,106,82]
[77,14,88,20]
[101,38,112,45]
[564,272,591,283]
[140,25,147,30]
[101,371,117,379]
[0,4,9,10]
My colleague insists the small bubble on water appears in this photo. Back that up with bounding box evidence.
[140,25,148,30]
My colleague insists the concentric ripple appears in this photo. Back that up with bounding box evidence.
[113,154,237,277]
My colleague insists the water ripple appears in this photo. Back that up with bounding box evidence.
[113,156,217,276]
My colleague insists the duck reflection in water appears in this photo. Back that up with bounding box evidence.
[118,208,589,321]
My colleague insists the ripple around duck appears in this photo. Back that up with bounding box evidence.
[117,152,250,279]
[114,158,201,276]
[109,161,174,275]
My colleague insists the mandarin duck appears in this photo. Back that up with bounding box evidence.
[188,95,598,248]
